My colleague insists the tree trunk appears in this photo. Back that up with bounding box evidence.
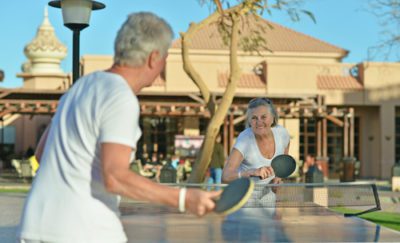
[188,14,241,183]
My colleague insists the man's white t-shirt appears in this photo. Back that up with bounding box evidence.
[233,125,290,184]
[18,71,141,242]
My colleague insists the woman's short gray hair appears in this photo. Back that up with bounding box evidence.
[245,97,279,128]
[114,12,174,67]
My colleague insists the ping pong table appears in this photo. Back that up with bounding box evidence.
[1,183,398,242]
[120,182,400,242]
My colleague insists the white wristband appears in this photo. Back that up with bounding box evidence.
[179,187,187,213]
[238,171,242,178]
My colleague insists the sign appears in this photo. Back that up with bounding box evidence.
[174,135,204,158]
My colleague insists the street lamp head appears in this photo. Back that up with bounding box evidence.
[49,0,105,83]
[49,0,105,31]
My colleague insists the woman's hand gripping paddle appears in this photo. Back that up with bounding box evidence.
[214,178,254,215]
[271,154,296,178]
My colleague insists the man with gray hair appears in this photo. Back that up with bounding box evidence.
[18,12,221,243]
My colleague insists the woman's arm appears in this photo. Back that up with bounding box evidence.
[222,148,274,182]
[284,141,290,155]
[222,149,243,183]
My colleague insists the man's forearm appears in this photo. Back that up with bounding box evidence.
[104,169,179,208]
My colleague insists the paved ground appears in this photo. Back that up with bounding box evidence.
[0,193,25,242]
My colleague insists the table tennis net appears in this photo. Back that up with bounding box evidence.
[120,182,380,217]
[184,181,381,216]
[241,182,381,216]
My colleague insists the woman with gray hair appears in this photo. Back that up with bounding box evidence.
[222,97,290,184]
[18,12,221,243]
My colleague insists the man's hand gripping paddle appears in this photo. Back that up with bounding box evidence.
[214,178,254,215]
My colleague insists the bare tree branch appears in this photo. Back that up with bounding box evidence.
[214,0,224,14]
[367,0,400,60]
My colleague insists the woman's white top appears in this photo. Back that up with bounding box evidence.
[233,125,290,184]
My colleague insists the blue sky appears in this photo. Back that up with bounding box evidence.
[0,0,392,88]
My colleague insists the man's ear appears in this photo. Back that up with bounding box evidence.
[147,50,160,69]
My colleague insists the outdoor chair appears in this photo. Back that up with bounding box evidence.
[11,159,34,179]
[159,163,177,183]
[129,160,155,178]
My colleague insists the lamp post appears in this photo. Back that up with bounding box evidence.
[0,118,4,166]
[48,0,105,83]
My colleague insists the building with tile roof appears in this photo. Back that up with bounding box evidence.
[1,13,400,181]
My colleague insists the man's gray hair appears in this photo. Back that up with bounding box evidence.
[114,12,174,67]
[245,97,279,128]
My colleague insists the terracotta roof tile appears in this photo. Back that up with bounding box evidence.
[172,15,347,56]
[218,72,265,88]
[317,75,363,90]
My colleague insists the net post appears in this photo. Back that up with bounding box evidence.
[344,183,381,217]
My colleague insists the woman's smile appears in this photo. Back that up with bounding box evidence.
[250,106,272,133]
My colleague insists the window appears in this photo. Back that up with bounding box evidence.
[0,125,16,161]
[299,116,360,173]
[137,117,181,159]
[326,120,343,165]
[199,118,209,135]
[299,118,316,161]
[326,117,360,168]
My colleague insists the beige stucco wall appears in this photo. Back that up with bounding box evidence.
[80,52,359,96]
[17,74,70,90]
[355,103,396,179]
[81,50,350,95]
[364,63,400,105]
[355,107,381,178]
[380,104,396,178]
[166,50,269,94]
[81,55,112,75]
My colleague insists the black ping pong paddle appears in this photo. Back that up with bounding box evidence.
[214,177,254,215]
[271,154,296,178]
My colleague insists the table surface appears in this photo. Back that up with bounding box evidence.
[121,202,400,243]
